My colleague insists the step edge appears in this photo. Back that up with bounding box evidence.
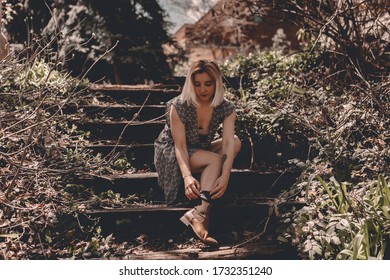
[78,168,297,181]
[84,201,305,215]
[89,84,180,93]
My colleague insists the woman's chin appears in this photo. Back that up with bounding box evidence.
[197,95,212,102]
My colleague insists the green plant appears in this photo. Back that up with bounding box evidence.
[222,50,314,143]
[112,156,131,171]
[0,41,124,259]
[280,175,390,259]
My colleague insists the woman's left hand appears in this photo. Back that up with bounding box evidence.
[210,175,229,199]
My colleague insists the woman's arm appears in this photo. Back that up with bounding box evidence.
[170,105,201,200]
[210,111,236,199]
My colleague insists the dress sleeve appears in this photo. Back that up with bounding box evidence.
[221,99,235,121]
[167,97,187,126]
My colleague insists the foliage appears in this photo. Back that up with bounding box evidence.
[221,49,314,162]
[3,0,172,84]
[279,175,390,259]
[0,40,134,259]
[222,29,389,260]
[243,0,390,84]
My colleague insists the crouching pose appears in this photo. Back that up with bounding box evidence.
[154,59,241,245]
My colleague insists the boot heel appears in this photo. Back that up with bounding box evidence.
[180,215,190,226]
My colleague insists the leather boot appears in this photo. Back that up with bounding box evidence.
[180,206,218,246]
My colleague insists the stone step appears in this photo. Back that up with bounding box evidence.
[65,104,166,121]
[127,242,298,260]
[89,84,180,105]
[68,83,303,259]
[85,200,302,215]
[82,200,304,252]
[75,169,299,200]
[71,137,304,170]
[85,204,276,233]
[72,143,252,170]
[79,143,156,169]
[74,120,165,143]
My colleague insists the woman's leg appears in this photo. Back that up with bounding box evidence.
[180,149,221,245]
[209,135,242,157]
[188,135,241,193]
[189,150,221,223]
[180,137,241,245]
[189,150,222,192]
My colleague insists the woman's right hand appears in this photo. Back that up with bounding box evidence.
[184,176,201,200]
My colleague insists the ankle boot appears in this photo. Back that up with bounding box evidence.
[180,206,218,246]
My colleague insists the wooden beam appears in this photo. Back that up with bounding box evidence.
[89,84,180,92]
[127,242,291,260]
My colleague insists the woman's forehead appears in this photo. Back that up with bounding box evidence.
[193,72,213,81]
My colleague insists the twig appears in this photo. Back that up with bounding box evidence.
[37,232,48,260]
[233,215,271,249]
[3,213,45,230]
[5,38,63,198]
[0,198,41,211]
[103,92,151,161]
[266,169,287,195]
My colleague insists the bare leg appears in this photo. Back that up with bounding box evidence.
[189,150,222,192]
[209,135,242,157]
[189,135,241,193]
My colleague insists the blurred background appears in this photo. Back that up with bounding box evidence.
[1,0,302,84]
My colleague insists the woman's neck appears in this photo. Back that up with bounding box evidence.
[197,98,212,107]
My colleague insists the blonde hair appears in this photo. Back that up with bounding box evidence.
[180,59,224,107]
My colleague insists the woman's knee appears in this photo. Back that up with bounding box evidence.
[208,152,223,168]
[190,150,222,172]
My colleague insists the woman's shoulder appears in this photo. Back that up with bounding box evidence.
[169,96,189,108]
[216,98,235,120]
[221,98,235,106]
[167,96,193,123]
[218,98,235,110]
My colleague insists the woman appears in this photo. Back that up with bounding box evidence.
[154,59,241,245]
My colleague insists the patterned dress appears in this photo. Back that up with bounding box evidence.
[154,96,235,205]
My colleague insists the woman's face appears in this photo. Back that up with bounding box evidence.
[193,72,216,103]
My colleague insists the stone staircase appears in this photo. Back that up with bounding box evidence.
[68,83,304,259]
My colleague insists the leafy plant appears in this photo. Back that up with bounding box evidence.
[280,175,390,259]
[222,50,312,140]
[0,39,129,259]
[112,156,132,171]
[243,0,390,84]
[221,4,389,258]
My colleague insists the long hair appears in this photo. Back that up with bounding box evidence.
[180,59,224,107]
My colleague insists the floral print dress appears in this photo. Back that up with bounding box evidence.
[154,96,235,205]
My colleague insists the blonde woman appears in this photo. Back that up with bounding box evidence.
[154,59,241,245]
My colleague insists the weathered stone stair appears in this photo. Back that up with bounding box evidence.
[69,83,303,259]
